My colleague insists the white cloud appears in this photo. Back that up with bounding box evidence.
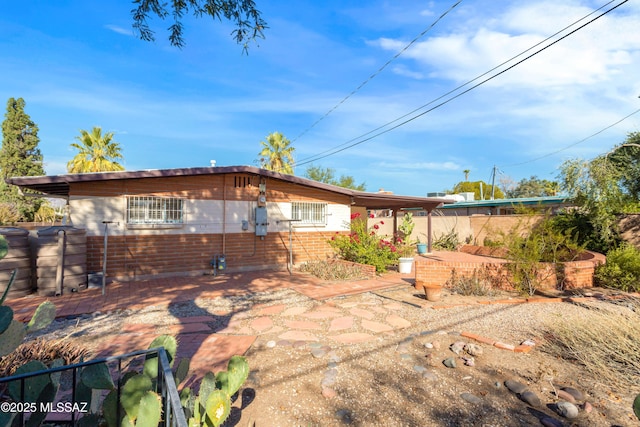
[104,25,133,37]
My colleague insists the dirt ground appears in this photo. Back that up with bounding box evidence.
[29,284,640,427]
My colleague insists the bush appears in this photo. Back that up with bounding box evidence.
[329,213,398,273]
[446,268,498,296]
[503,215,584,295]
[595,243,640,292]
[433,229,459,251]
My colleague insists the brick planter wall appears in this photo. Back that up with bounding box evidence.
[415,247,605,291]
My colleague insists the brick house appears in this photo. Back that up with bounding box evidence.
[8,166,450,282]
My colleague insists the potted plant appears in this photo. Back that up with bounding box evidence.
[397,243,415,274]
[416,234,428,255]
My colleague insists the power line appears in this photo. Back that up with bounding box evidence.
[502,107,640,168]
[291,0,464,143]
[293,0,624,169]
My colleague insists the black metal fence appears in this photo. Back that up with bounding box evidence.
[0,347,188,427]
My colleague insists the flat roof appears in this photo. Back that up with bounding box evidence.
[439,195,568,209]
[7,165,454,211]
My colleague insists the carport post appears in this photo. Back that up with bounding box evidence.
[427,209,433,253]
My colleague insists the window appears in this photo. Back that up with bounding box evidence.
[127,196,184,225]
[291,202,327,225]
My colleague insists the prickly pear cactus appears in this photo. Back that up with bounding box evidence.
[204,390,231,427]
[135,390,163,427]
[26,300,56,332]
[144,334,178,378]
[634,393,640,420]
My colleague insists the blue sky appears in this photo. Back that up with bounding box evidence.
[1,0,639,197]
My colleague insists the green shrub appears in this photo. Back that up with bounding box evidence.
[504,215,584,295]
[595,243,640,292]
[329,213,398,273]
[433,229,459,251]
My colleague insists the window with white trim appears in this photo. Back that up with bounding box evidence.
[126,196,184,225]
[291,202,327,225]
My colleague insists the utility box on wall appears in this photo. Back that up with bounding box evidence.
[255,206,268,236]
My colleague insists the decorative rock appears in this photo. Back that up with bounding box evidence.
[293,340,307,348]
[322,387,337,399]
[555,401,580,419]
[432,341,441,350]
[450,341,465,355]
[581,401,593,414]
[276,340,292,347]
[400,354,412,361]
[443,357,457,368]
[309,342,323,349]
[266,340,276,348]
[519,390,541,407]
[321,376,336,387]
[335,409,353,424]
[556,389,576,404]
[560,387,584,401]
[504,380,528,394]
[464,343,483,357]
[460,393,482,404]
[493,381,502,389]
[424,342,433,349]
[422,371,438,381]
[540,416,564,427]
[420,330,435,336]
[521,339,536,346]
[462,356,475,367]
[311,349,326,358]
[328,362,338,369]
[413,365,427,374]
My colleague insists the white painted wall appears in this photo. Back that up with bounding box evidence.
[70,196,351,236]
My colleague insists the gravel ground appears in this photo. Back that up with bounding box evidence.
[27,286,640,426]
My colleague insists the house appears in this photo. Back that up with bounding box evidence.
[436,195,570,216]
[8,166,451,282]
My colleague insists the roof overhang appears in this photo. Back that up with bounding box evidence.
[6,166,453,210]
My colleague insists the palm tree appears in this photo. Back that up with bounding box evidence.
[67,127,125,173]
[463,169,470,181]
[258,132,295,174]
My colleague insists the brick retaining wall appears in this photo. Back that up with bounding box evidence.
[415,247,605,291]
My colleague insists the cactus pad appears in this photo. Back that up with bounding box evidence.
[26,301,56,332]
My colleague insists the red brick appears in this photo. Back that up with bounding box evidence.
[494,342,515,351]
[514,344,533,353]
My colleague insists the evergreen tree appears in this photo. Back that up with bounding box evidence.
[0,98,45,222]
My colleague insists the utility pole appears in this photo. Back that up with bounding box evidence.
[490,165,497,200]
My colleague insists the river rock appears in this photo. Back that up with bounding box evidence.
[556,389,576,403]
[505,380,528,394]
[464,343,483,356]
[443,357,457,368]
[460,393,482,404]
[540,416,564,427]
[462,356,475,367]
[519,390,541,407]
[561,386,584,401]
[450,341,465,355]
[555,401,580,419]
[582,401,593,414]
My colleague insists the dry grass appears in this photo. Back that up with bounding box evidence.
[542,296,640,391]
[298,260,365,281]
[0,338,91,377]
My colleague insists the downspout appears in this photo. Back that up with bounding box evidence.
[222,174,227,254]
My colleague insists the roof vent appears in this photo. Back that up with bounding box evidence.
[210,160,217,167]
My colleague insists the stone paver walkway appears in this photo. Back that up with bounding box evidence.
[4,268,415,379]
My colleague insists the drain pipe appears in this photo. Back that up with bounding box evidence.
[102,221,114,295]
